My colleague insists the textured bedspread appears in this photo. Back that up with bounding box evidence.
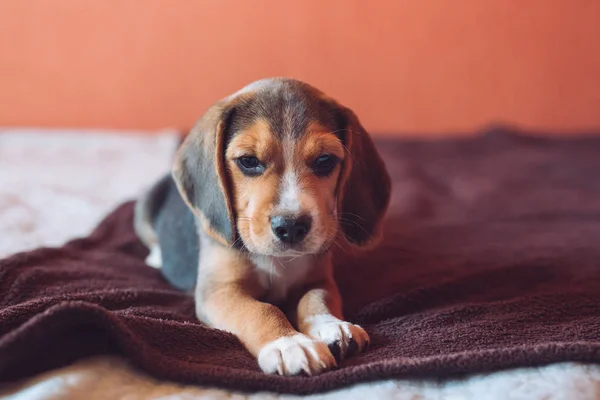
[1,128,600,399]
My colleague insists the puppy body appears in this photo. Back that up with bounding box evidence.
[135,174,199,291]
[139,181,343,374]
[135,78,391,376]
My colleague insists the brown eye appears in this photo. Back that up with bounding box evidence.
[312,154,338,177]
[236,156,265,176]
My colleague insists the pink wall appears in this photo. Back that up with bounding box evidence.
[1,1,599,136]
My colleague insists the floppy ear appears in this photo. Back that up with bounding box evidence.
[172,101,236,246]
[335,105,392,248]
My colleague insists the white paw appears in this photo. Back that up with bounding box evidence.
[303,315,370,361]
[145,245,162,269]
[258,334,337,376]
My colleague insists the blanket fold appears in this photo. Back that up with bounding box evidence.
[2,128,600,394]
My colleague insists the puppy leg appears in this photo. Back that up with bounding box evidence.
[196,242,336,376]
[200,286,336,376]
[134,175,171,269]
[145,245,162,269]
[293,266,370,362]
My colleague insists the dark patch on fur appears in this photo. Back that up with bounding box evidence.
[174,106,237,243]
[227,81,343,142]
[153,175,200,291]
[336,107,391,246]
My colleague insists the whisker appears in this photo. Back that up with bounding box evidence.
[276,257,287,270]
[339,212,366,222]
[337,217,371,237]
[324,128,355,163]
[286,252,307,262]
[228,235,244,249]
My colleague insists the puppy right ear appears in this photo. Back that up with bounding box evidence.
[172,101,237,246]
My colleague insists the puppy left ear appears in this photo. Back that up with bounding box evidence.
[334,105,392,248]
[172,101,237,246]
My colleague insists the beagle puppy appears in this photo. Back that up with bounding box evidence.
[134,78,391,376]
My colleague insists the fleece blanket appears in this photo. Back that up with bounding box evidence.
[1,127,600,395]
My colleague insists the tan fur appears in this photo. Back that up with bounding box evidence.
[195,233,298,356]
[226,120,344,255]
[171,78,390,376]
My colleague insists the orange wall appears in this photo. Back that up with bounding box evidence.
[0,1,599,136]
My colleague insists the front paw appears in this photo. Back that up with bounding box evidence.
[257,334,337,376]
[303,315,370,361]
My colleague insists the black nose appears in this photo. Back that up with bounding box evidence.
[271,215,312,244]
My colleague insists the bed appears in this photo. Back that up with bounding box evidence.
[1,128,600,400]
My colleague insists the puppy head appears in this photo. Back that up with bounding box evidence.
[173,78,391,256]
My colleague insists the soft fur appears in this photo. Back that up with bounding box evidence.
[134,78,391,376]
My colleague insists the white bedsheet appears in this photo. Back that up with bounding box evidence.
[1,129,599,400]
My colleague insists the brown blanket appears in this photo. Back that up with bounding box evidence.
[2,127,600,394]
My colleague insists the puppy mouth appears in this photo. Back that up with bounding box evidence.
[271,235,335,257]
[274,248,310,259]
[268,242,311,257]
[246,238,321,258]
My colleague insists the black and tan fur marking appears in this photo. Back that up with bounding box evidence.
[135,78,391,376]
